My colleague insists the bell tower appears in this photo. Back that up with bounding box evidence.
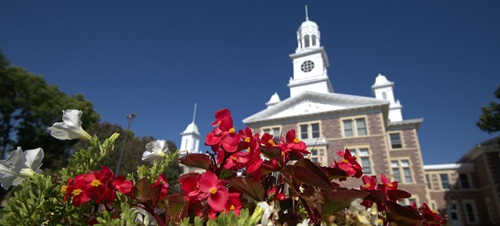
[288,5,333,97]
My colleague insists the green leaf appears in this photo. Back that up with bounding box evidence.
[292,159,333,190]
[179,153,211,170]
[227,177,265,201]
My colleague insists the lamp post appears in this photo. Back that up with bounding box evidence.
[115,113,137,175]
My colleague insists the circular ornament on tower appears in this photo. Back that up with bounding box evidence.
[301,60,314,72]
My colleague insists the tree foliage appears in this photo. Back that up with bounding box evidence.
[73,122,181,185]
[477,85,500,134]
[0,50,100,171]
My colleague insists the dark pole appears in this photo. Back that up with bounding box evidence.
[115,113,137,175]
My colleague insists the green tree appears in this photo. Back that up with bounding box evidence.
[73,122,182,184]
[0,50,100,171]
[477,85,500,134]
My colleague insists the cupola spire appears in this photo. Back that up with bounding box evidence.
[305,5,309,21]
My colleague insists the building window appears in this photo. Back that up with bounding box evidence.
[439,174,450,190]
[463,200,478,224]
[299,122,320,140]
[389,133,402,149]
[308,148,327,166]
[343,118,368,137]
[304,34,310,47]
[426,174,432,190]
[262,127,280,143]
[397,197,418,206]
[391,159,413,183]
[382,92,387,100]
[311,35,317,46]
[447,202,459,222]
[351,148,372,175]
[459,173,470,189]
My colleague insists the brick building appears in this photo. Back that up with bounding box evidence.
[424,138,500,226]
[242,13,432,205]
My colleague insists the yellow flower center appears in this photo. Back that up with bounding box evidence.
[387,183,393,187]
[230,205,235,211]
[244,137,250,142]
[342,159,349,164]
[210,187,217,194]
[229,128,235,133]
[364,183,371,188]
[91,179,101,187]
[378,219,383,225]
[72,189,83,196]
[61,185,68,194]
[268,139,274,144]
[293,138,300,143]
[281,151,285,156]
[231,156,237,160]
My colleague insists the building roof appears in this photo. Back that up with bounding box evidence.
[243,91,390,125]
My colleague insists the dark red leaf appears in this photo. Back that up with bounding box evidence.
[292,159,333,190]
[387,189,411,201]
[386,201,423,225]
[134,178,151,202]
[365,190,387,203]
[165,193,188,223]
[260,146,282,159]
[322,167,349,179]
[179,153,211,170]
[227,177,265,201]
[320,189,368,218]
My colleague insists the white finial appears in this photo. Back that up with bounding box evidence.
[305,5,309,21]
[192,103,197,123]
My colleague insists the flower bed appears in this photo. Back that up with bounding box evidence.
[0,109,446,225]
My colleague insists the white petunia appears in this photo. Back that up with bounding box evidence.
[48,109,92,140]
[0,147,44,189]
[142,140,169,164]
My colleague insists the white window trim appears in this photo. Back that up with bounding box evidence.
[388,132,403,149]
[308,146,328,166]
[390,158,414,184]
[439,173,450,190]
[298,121,321,140]
[341,116,369,137]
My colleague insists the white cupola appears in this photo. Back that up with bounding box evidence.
[180,104,201,154]
[288,5,333,98]
[296,6,321,53]
[371,73,403,121]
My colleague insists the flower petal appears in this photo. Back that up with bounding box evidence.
[23,148,44,171]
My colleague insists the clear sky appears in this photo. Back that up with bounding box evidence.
[1,1,499,165]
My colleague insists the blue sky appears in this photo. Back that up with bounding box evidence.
[1,1,499,165]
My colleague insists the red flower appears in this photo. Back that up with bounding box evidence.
[197,171,228,212]
[218,149,251,170]
[281,130,309,156]
[360,175,377,190]
[65,175,91,207]
[112,176,134,196]
[378,173,398,192]
[180,173,201,202]
[211,108,231,126]
[332,148,363,179]
[225,192,242,216]
[420,203,446,225]
[150,174,169,200]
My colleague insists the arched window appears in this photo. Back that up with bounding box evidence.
[312,35,317,46]
[304,34,310,47]
[382,92,387,100]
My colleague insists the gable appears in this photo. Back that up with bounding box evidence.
[243,91,389,124]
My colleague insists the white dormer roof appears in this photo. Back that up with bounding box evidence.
[266,92,281,107]
[372,73,394,88]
